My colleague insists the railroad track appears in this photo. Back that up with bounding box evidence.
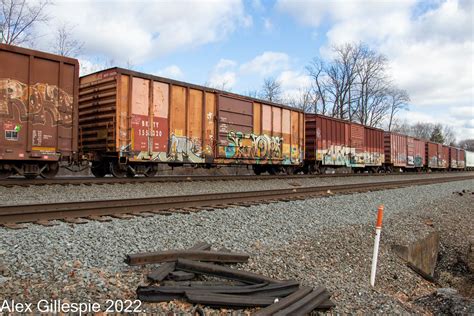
[0,171,467,187]
[1,175,472,228]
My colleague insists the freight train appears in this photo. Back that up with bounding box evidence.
[0,44,472,179]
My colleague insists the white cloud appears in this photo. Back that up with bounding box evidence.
[277,0,474,140]
[208,58,238,89]
[34,0,251,63]
[157,65,184,79]
[240,51,290,76]
[277,70,311,99]
[263,18,273,31]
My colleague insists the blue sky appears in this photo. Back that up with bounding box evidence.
[34,0,473,140]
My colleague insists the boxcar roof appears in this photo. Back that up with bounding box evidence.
[81,67,305,113]
[0,43,79,66]
[305,113,385,132]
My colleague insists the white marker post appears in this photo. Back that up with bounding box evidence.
[370,205,384,287]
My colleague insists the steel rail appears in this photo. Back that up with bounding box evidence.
[0,175,472,225]
[0,171,468,187]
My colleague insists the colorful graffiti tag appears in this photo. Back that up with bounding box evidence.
[316,145,384,167]
[135,134,205,163]
[224,131,283,160]
[0,78,73,126]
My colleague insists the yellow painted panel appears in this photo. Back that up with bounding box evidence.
[253,102,261,135]
[188,88,203,140]
[204,92,216,156]
[170,85,186,137]
[118,75,130,149]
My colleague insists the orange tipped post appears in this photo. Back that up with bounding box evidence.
[370,205,384,286]
[376,205,384,229]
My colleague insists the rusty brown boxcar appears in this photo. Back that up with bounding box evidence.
[363,125,384,168]
[304,114,384,173]
[0,44,79,178]
[441,145,449,169]
[449,147,465,169]
[426,142,438,169]
[411,138,425,168]
[426,142,448,169]
[384,132,407,170]
[79,68,304,177]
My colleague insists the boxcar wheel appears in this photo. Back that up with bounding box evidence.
[110,162,126,178]
[267,166,277,175]
[91,162,107,178]
[126,169,136,178]
[285,166,295,175]
[0,169,11,179]
[25,174,37,179]
[40,163,59,179]
[144,166,157,177]
[253,165,262,175]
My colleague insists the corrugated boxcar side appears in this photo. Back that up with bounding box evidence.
[384,132,407,167]
[0,44,79,162]
[440,145,449,168]
[449,147,458,169]
[364,127,384,166]
[407,136,414,167]
[350,123,365,166]
[413,138,425,167]
[79,68,303,166]
[79,70,118,153]
[305,115,351,167]
[427,142,438,168]
[217,97,303,165]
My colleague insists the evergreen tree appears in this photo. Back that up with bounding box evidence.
[430,124,444,144]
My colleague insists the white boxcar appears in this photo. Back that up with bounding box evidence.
[466,150,474,171]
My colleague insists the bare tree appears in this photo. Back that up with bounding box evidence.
[0,0,50,45]
[244,90,258,98]
[353,45,390,127]
[286,87,318,113]
[442,125,456,146]
[305,42,405,127]
[203,80,232,92]
[306,58,328,115]
[259,77,282,102]
[411,122,435,140]
[458,139,474,151]
[386,88,410,131]
[52,22,83,57]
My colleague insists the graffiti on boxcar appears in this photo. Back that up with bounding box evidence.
[0,78,73,126]
[429,156,438,168]
[224,131,283,161]
[168,134,203,162]
[317,145,384,167]
[318,145,353,166]
[136,134,205,163]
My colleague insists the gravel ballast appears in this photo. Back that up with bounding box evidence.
[0,179,473,314]
[0,172,471,205]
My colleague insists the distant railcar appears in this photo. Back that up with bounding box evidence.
[0,44,79,179]
[449,147,465,170]
[304,114,384,173]
[466,150,474,171]
[79,68,304,177]
[384,132,407,171]
[426,142,448,170]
